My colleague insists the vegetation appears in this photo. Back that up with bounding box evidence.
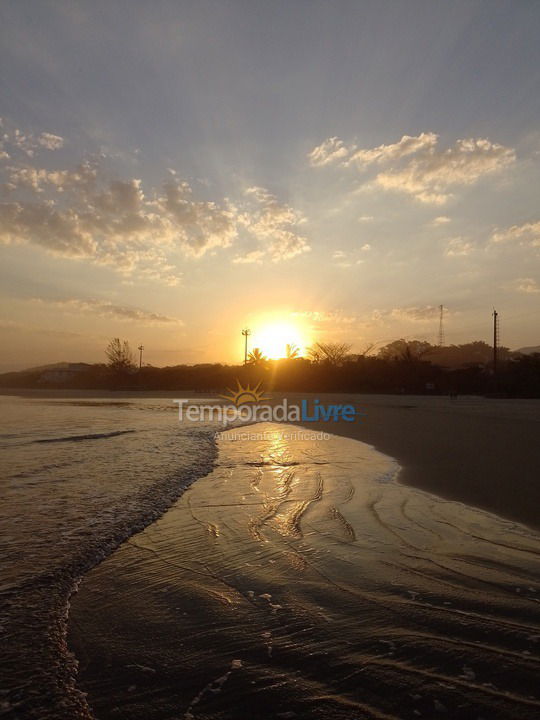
[1,339,539,397]
[247,348,268,367]
[105,338,136,374]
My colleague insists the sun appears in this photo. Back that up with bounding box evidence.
[252,321,307,359]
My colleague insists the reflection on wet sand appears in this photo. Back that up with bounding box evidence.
[69,423,540,720]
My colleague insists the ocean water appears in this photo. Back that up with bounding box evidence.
[0,395,220,719]
[67,422,540,720]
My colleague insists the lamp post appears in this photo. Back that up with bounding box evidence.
[241,328,251,365]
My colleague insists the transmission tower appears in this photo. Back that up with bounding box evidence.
[492,309,499,374]
[438,304,445,347]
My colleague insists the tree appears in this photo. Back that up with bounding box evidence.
[307,342,352,366]
[378,339,433,362]
[105,338,136,374]
[247,347,268,367]
[285,343,300,359]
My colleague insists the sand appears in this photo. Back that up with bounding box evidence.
[68,419,540,720]
[286,394,540,531]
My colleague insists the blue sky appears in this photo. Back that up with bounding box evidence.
[1,1,540,368]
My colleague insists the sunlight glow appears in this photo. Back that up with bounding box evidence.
[251,321,308,359]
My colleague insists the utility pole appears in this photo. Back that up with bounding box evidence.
[241,328,251,365]
[492,309,499,375]
[138,344,144,369]
[438,304,445,347]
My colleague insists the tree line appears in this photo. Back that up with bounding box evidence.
[1,337,539,397]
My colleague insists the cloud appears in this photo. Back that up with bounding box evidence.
[33,298,181,324]
[491,220,540,247]
[0,119,65,157]
[445,236,474,256]
[158,179,237,258]
[308,137,350,167]
[348,132,438,170]
[358,215,374,222]
[37,133,64,150]
[235,186,310,263]
[1,138,309,281]
[432,215,451,225]
[375,138,514,204]
[510,278,540,294]
[374,305,442,323]
[309,132,515,204]
[232,249,265,264]
[292,310,358,325]
[330,246,367,267]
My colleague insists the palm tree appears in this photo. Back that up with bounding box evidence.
[247,347,268,367]
[285,343,300,359]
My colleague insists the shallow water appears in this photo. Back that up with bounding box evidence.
[69,423,540,720]
[0,395,218,719]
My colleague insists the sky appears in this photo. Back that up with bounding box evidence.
[1,0,540,370]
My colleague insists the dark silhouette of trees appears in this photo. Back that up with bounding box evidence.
[247,348,268,367]
[105,338,136,373]
[378,339,433,362]
[308,342,352,366]
[285,343,300,359]
[2,340,539,397]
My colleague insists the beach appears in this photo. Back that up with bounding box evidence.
[2,392,540,719]
[290,394,540,531]
[67,396,540,720]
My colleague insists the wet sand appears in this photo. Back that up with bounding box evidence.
[288,394,540,531]
[69,422,540,720]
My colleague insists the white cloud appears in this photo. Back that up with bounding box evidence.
[375,138,514,204]
[347,132,438,170]
[232,249,265,264]
[292,309,358,325]
[360,243,371,251]
[445,237,474,256]
[309,132,515,204]
[491,220,540,247]
[37,132,64,150]
[432,215,451,225]
[358,215,374,222]
[1,120,65,157]
[236,186,310,262]
[33,297,181,324]
[158,179,237,258]
[0,145,310,283]
[511,278,540,294]
[308,137,350,167]
[374,305,442,323]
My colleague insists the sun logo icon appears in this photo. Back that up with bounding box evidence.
[219,379,270,406]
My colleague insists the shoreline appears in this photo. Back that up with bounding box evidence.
[287,394,540,531]
[4,389,539,529]
[68,421,540,720]
[0,397,220,720]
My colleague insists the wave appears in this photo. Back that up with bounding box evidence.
[35,429,136,444]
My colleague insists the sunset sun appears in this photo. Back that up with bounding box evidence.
[252,322,308,359]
